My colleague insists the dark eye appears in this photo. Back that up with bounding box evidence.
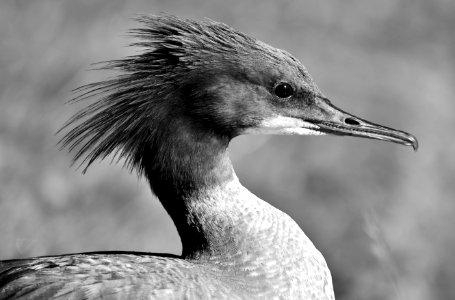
[274,82,294,98]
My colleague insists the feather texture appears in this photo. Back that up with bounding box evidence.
[1,15,341,299]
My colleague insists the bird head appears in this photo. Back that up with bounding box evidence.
[61,15,417,172]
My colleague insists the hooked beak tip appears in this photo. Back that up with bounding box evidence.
[408,134,419,152]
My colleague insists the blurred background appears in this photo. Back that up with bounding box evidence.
[1,0,454,299]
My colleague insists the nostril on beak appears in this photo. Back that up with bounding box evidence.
[345,118,360,126]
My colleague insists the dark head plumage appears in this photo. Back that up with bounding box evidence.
[60,15,417,176]
[60,15,320,172]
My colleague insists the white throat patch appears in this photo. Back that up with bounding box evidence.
[244,116,326,136]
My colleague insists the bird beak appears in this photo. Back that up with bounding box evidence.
[301,96,418,151]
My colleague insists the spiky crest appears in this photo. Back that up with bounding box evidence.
[59,15,284,173]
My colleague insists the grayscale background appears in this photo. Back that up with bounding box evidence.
[1,1,453,299]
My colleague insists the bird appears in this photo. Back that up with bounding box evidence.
[0,15,418,300]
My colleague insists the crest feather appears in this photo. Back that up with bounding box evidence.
[59,15,284,173]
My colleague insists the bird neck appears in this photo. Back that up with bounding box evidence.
[142,119,320,274]
[142,118,233,255]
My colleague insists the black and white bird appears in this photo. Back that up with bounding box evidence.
[0,15,417,300]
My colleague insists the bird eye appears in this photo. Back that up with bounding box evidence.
[274,82,294,98]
